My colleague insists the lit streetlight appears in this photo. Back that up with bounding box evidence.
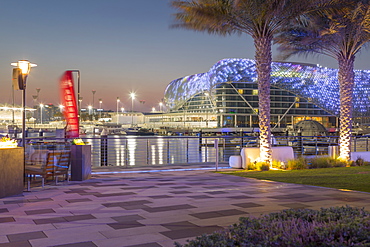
[59,104,64,113]
[116,97,120,124]
[130,92,136,127]
[92,90,96,118]
[11,60,37,147]
[121,107,125,113]
[88,105,92,120]
[39,104,44,125]
[99,98,102,120]
[204,92,209,128]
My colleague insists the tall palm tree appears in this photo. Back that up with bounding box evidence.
[275,0,370,162]
[171,0,330,165]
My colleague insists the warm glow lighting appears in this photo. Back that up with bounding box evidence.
[11,60,37,75]
[130,92,136,99]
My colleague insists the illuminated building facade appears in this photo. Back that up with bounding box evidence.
[163,58,370,129]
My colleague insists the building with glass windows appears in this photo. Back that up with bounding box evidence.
[148,58,370,132]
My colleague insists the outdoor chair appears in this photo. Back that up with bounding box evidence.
[54,150,71,184]
[25,150,63,191]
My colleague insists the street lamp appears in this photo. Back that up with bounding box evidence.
[39,104,44,125]
[99,98,102,120]
[11,60,37,147]
[59,104,64,113]
[130,92,136,127]
[92,90,96,118]
[204,92,209,128]
[88,105,92,120]
[116,97,120,124]
[121,107,125,113]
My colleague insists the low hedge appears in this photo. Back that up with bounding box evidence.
[175,206,370,247]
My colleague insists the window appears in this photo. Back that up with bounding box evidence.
[252,89,258,95]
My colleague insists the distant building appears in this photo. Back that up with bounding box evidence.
[159,58,370,130]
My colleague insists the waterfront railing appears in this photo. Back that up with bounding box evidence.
[22,135,370,168]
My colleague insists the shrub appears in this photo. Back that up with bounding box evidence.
[175,206,370,247]
[286,157,308,170]
[248,161,270,171]
[355,157,365,166]
[310,156,335,168]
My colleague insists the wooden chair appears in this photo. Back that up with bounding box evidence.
[54,150,71,184]
[25,150,63,191]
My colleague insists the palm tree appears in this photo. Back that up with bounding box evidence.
[171,0,330,165]
[275,0,370,162]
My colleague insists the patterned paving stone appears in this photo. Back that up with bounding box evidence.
[147,195,172,199]
[33,214,96,225]
[169,191,192,194]
[187,195,213,199]
[7,231,47,242]
[143,204,196,213]
[93,192,135,197]
[102,200,152,208]
[25,209,55,215]
[268,193,313,200]
[65,198,92,203]
[160,225,223,240]
[0,241,31,247]
[279,203,312,209]
[0,208,9,214]
[232,202,263,208]
[111,214,145,222]
[126,243,162,247]
[53,241,98,247]
[190,209,246,219]
[227,195,255,199]
[0,217,15,223]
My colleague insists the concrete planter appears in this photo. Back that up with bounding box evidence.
[71,145,91,181]
[0,147,24,198]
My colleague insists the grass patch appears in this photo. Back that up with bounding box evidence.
[220,166,370,193]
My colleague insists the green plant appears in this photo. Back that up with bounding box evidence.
[355,157,365,166]
[176,206,370,247]
[287,157,308,170]
[310,156,335,168]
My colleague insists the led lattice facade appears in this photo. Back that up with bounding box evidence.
[164,58,370,128]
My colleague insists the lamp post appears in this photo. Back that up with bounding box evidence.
[59,104,64,113]
[99,98,102,120]
[88,105,92,121]
[116,97,120,124]
[159,102,163,126]
[130,92,135,127]
[92,90,96,119]
[204,92,209,128]
[11,60,37,147]
[39,104,44,125]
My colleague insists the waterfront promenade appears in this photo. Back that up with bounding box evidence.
[0,165,370,247]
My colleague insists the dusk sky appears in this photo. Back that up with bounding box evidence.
[1,0,370,112]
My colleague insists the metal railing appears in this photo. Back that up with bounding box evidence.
[23,135,370,168]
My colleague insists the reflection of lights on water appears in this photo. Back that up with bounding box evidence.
[157,137,164,164]
[92,166,230,174]
[127,137,136,166]
[113,138,125,166]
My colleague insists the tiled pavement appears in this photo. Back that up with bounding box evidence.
[1,166,370,247]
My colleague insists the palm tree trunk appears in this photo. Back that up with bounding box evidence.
[254,36,272,165]
[338,56,355,162]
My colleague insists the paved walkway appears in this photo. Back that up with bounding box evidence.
[1,166,370,247]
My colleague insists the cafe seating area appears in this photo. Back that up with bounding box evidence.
[25,149,71,191]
